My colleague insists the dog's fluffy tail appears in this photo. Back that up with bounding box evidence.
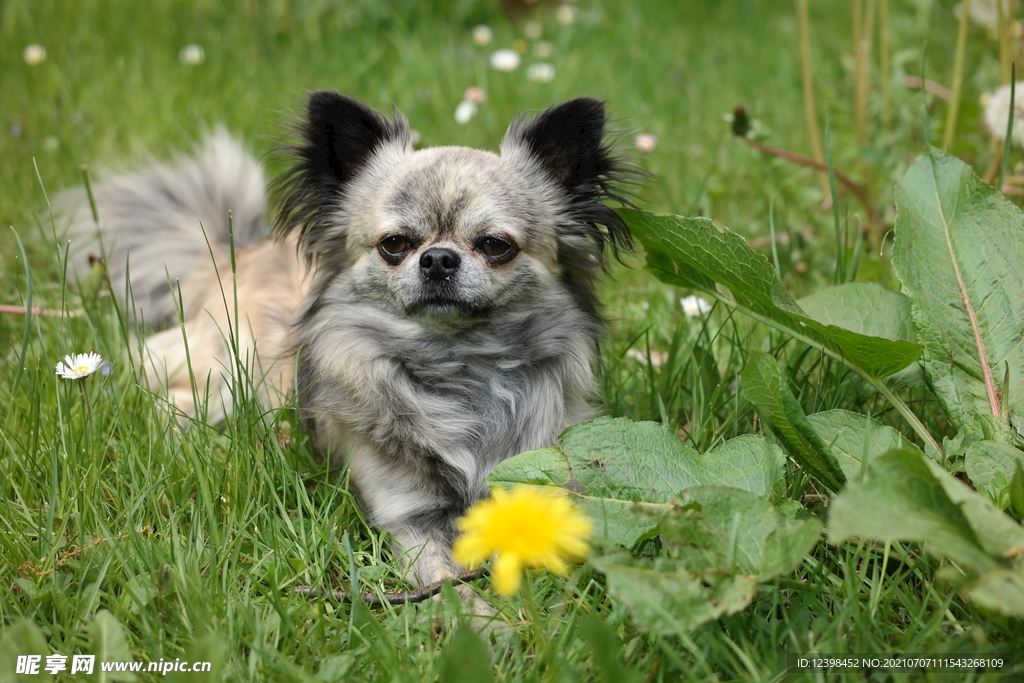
[61,130,268,327]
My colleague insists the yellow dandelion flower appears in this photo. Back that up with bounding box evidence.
[452,485,592,596]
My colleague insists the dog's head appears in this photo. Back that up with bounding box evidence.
[274,92,637,330]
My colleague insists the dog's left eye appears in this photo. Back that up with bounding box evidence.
[475,236,518,263]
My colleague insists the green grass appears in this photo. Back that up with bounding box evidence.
[2,0,1022,681]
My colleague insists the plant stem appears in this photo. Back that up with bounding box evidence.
[80,381,94,456]
[880,0,892,127]
[942,0,972,152]
[797,0,829,197]
[999,0,1012,85]
[740,137,879,226]
[867,378,943,458]
[854,0,877,148]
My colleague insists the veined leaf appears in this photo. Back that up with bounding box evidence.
[829,448,1024,617]
[892,148,1024,434]
[806,409,920,482]
[621,209,922,380]
[591,486,821,634]
[488,417,786,546]
[798,282,916,344]
[798,283,925,389]
[590,557,758,635]
[965,440,1024,509]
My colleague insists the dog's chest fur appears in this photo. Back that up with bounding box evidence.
[297,279,599,516]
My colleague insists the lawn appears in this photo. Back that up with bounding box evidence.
[2,0,1023,681]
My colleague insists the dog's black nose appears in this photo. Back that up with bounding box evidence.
[419,248,461,280]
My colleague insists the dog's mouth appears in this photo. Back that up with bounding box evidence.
[406,297,494,320]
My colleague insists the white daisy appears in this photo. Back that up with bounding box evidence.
[179,44,204,65]
[472,25,493,47]
[526,63,556,82]
[23,44,46,65]
[634,134,658,152]
[454,100,477,124]
[534,41,554,59]
[680,295,712,317]
[625,348,668,368]
[55,352,104,380]
[981,82,1024,148]
[955,0,1017,30]
[490,49,521,72]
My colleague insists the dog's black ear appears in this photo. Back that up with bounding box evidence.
[303,91,409,185]
[503,97,609,191]
[503,97,637,259]
[274,92,409,243]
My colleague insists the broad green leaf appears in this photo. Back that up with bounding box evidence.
[488,417,787,546]
[964,567,1024,616]
[591,487,820,634]
[798,282,916,343]
[892,148,1024,434]
[590,556,758,635]
[1012,464,1024,519]
[664,486,822,580]
[741,352,846,491]
[487,447,569,487]
[806,409,919,482]
[0,619,50,683]
[943,414,1019,459]
[621,209,922,379]
[438,625,494,683]
[90,610,137,682]
[179,632,226,683]
[798,282,925,389]
[699,434,786,498]
[829,448,1024,617]
[965,440,1024,508]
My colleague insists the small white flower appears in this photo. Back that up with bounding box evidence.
[556,4,576,24]
[464,86,487,104]
[524,21,543,40]
[409,129,422,147]
[680,295,712,317]
[955,0,1016,30]
[179,44,204,65]
[526,63,556,83]
[625,348,668,368]
[454,100,478,124]
[982,82,1024,148]
[534,40,554,59]
[43,136,59,152]
[472,25,493,46]
[490,49,521,72]
[55,352,104,380]
[23,44,46,65]
[634,134,658,152]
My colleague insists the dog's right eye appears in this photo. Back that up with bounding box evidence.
[378,235,412,264]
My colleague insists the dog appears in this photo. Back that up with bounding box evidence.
[61,93,637,592]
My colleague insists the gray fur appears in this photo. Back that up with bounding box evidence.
[59,130,268,327]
